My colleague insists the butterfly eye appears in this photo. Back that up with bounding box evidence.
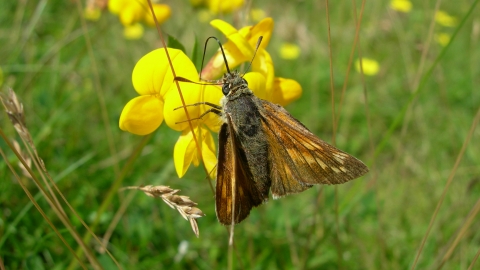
[222,84,230,95]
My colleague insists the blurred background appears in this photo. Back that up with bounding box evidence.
[1,0,479,269]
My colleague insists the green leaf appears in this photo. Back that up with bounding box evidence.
[191,34,201,71]
[167,35,186,54]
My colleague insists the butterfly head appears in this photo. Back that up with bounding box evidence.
[221,71,251,99]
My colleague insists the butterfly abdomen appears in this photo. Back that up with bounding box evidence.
[224,94,271,201]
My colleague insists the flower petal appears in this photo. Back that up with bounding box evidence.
[108,0,127,14]
[143,4,171,26]
[390,0,412,13]
[202,130,218,179]
[200,85,224,132]
[173,127,217,178]
[84,7,102,21]
[279,43,301,60]
[201,41,248,80]
[355,58,380,76]
[250,8,267,22]
[252,50,275,94]
[123,23,144,40]
[270,77,302,106]
[210,19,239,37]
[197,9,214,23]
[119,2,143,26]
[163,82,202,131]
[435,10,458,27]
[207,0,244,14]
[227,33,255,59]
[210,19,254,58]
[174,129,198,178]
[132,48,198,97]
[119,95,164,135]
[203,18,274,80]
[435,32,451,46]
[164,83,223,132]
[248,17,273,50]
[243,72,267,99]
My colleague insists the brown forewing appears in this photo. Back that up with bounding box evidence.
[216,119,266,225]
[257,99,369,198]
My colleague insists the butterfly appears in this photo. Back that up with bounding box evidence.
[206,70,369,225]
[175,37,369,225]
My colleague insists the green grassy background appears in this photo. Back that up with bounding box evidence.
[1,0,480,269]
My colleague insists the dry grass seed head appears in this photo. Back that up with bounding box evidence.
[124,185,205,237]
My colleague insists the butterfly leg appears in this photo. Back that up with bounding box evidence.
[173,102,222,111]
[174,108,222,124]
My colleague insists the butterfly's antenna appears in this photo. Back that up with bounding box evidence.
[242,36,263,76]
[200,36,231,81]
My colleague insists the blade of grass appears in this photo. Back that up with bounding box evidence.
[437,197,480,268]
[352,0,386,268]
[0,134,87,270]
[324,1,343,268]
[334,0,364,133]
[0,152,95,249]
[12,0,47,60]
[373,0,479,162]
[73,0,120,177]
[67,134,153,270]
[411,105,480,268]
[410,1,480,268]
[101,160,175,247]
[468,247,480,270]
[399,0,440,139]
[1,89,106,268]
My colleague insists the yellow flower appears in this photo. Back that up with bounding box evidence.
[120,19,303,178]
[120,49,196,135]
[84,0,107,21]
[108,0,171,38]
[250,8,267,22]
[434,32,451,46]
[390,0,412,13]
[123,23,144,40]
[208,0,244,14]
[202,18,301,106]
[84,7,102,21]
[119,48,221,178]
[270,77,302,105]
[191,0,244,14]
[174,127,217,178]
[435,10,457,27]
[202,18,274,78]
[355,58,380,76]
[197,10,213,23]
[279,43,301,60]
[143,4,171,26]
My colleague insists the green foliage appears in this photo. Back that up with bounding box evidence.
[167,34,186,54]
[1,0,480,269]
